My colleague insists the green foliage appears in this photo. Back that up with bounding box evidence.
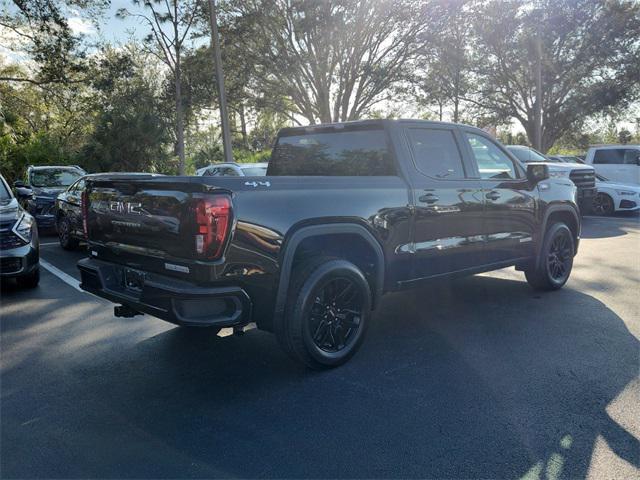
[0,132,75,184]
[81,48,174,174]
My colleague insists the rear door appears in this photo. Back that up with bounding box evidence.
[461,130,537,264]
[592,148,640,185]
[402,123,485,280]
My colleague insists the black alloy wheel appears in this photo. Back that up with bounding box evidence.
[546,230,572,283]
[525,222,574,291]
[308,277,363,353]
[278,257,372,369]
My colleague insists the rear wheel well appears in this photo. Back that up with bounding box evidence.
[291,233,381,306]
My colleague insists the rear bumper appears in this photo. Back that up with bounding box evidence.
[78,258,252,327]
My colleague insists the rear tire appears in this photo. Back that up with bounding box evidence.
[525,223,574,291]
[58,215,80,250]
[17,268,40,289]
[276,257,372,369]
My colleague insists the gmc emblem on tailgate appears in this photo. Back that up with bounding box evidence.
[109,201,143,215]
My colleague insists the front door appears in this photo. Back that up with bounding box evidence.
[403,125,485,280]
[461,131,537,264]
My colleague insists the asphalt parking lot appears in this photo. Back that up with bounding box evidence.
[1,215,639,479]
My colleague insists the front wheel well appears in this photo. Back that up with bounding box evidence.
[546,210,579,246]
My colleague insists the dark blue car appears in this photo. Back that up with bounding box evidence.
[14,165,85,231]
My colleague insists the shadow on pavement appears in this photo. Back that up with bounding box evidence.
[580,214,639,239]
[2,273,637,478]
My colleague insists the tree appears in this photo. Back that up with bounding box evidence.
[118,0,199,175]
[225,0,425,125]
[472,0,640,152]
[82,46,173,173]
[0,0,107,85]
[413,0,474,123]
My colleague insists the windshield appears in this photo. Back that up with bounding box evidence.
[509,147,548,163]
[30,169,82,188]
[0,179,11,200]
[241,166,268,176]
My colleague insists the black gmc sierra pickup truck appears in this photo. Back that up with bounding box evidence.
[78,120,580,368]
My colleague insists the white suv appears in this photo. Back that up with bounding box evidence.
[195,162,268,177]
[584,145,640,185]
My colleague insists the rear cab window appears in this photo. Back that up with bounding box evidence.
[268,126,396,176]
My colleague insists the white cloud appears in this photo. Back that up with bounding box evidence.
[68,17,96,36]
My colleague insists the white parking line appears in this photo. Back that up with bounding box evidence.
[39,241,60,247]
[39,258,82,292]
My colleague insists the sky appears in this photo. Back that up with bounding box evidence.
[79,0,146,44]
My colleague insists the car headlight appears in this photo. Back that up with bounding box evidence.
[548,170,570,178]
[615,190,636,196]
[12,213,34,243]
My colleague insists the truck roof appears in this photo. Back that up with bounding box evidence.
[588,144,640,149]
[278,119,488,136]
[28,165,84,170]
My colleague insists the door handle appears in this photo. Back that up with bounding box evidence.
[485,191,501,201]
[419,193,439,204]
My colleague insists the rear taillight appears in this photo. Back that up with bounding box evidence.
[81,189,89,238]
[194,195,232,259]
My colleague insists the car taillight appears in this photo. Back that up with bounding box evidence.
[194,195,232,259]
[81,189,88,238]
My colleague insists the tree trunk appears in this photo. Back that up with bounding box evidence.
[239,103,249,149]
[175,65,186,175]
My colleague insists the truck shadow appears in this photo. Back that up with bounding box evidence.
[61,275,638,478]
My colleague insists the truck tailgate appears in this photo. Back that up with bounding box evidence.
[85,175,231,261]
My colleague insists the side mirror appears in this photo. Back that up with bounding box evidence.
[526,163,549,184]
[13,180,25,188]
[14,185,33,199]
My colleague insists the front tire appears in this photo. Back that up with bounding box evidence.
[591,193,615,216]
[277,257,372,369]
[525,223,574,291]
[58,215,80,250]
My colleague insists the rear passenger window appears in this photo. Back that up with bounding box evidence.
[407,128,465,179]
[268,128,395,176]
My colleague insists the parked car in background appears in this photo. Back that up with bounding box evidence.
[78,120,581,369]
[584,145,640,185]
[196,162,268,177]
[591,174,640,216]
[0,174,39,288]
[55,173,162,250]
[549,155,585,164]
[506,145,596,211]
[14,165,85,231]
